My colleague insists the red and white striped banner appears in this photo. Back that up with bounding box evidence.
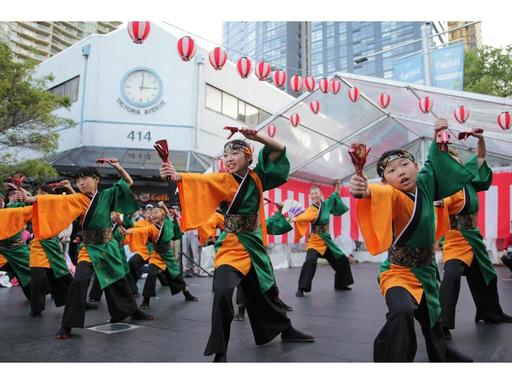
[264,172,512,245]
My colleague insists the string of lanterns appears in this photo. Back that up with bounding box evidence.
[128,21,512,133]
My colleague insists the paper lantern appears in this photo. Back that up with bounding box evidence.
[290,113,300,127]
[273,70,287,89]
[319,78,329,93]
[128,21,151,44]
[378,93,391,109]
[304,76,317,92]
[330,78,341,94]
[255,61,271,81]
[267,124,277,137]
[454,105,470,124]
[497,111,511,130]
[348,87,360,102]
[208,47,227,70]
[419,96,433,113]
[309,100,320,114]
[290,74,303,92]
[177,36,196,62]
[236,57,252,78]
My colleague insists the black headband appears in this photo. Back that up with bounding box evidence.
[377,151,415,177]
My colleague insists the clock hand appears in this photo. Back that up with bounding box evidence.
[139,73,145,91]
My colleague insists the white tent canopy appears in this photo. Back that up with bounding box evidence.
[250,73,512,184]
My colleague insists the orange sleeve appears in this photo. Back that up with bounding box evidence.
[125,225,152,254]
[435,191,465,241]
[357,184,396,255]
[33,194,91,240]
[293,206,318,242]
[198,212,224,245]
[0,206,33,240]
[177,173,239,231]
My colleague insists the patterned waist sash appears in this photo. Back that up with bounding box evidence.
[450,213,478,231]
[388,244,435,268]
[311,224,329,234]
[82,229,113,245]
[0,237,25,248]
[224,214,260,234]
[155,242,172,254]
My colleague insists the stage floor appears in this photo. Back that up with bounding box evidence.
[1,263,511,362]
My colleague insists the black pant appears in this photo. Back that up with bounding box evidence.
[374,287,446,362]
[236,284,246,309]
[298,248,354,292]
[88,273,103,301]
[128,254,148,295]
[204,265,291,356]
[0,263,31,300]
[440,259,505,328]
[142,264,187,297]
[30,267,72,315]
[61,261,138,328]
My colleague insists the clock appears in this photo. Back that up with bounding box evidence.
[120,67,163,108]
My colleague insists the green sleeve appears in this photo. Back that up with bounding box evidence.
[417,142,474,200]
[266,210,293,235]
[170,217,183,241]
[122,214,135,229]
[109,179,140,215]
[324,191,349,216]
[253,146,290,191]
[464,156,493,192]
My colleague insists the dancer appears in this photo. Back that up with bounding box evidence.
[293,180,354,297]
[436,131,512,339]
[137,203,198,308]
[160,129,314,362]
[349,118,473,362]
[18,159,153,339]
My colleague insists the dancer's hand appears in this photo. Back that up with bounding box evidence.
[239,127,259,141]
[349,174,370,198]
[159,162,181,181]
[434,118,449,133]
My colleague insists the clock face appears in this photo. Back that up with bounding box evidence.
[121,68,163,107]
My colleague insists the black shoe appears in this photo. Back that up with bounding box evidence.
[85,302,98,310]
[133,292,140,298]
[475,312,503,324]
[56,327,72,339]
[213,353,227,362]
[335,286,352,291]
[445,346,473,362]
[500,313,512,323]
[131,308,154,321]
[442,327,452,339]
[280,301,293,312]
[281,326,315,342]
[501,255,512,271]
[88,298,100,302]
[234,309,245,321]
[295,289,304,297]
[183,290,198,302]
[140,297,150,309]
[29,312,42,318]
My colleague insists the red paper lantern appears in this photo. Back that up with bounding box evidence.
[330,78,341,95]
[348,87,360,102]
[309,100,320,114]
[255,61,271,81]
[290,113,300,127]
[218,159,227,173]
[208,47,227,70]
[454,105,470,124]
[267,124,277,137]
[304,76,317,92]
[497,111,511,130]
[319,78,329,93]
[177,36,196,62]
[419,96,433,113]
[236,57,252,78]
[128,21,151,44]
[378,93,391,109]
[273,70,287,89]
[290,75,303,92]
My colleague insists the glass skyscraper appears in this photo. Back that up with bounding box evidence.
[223,22,447,81]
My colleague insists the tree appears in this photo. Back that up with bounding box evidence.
[0,42,75,181]
[464,45,512,97]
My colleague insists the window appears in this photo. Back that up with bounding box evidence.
[222,92,238,119]
[205,85,222,112]
[48,75,80,103]
[245,104,259,127]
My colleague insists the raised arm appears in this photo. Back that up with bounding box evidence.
[107,158,133,186]
[239,127,285,162]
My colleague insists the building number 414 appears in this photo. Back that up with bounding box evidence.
[127,131,152,142]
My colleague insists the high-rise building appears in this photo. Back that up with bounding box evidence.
[223,21,447,84]
[447,21,482,50]
[0,21,122,62]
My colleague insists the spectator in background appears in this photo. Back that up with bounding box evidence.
[501,220,512,276]
[182,229,200,278]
